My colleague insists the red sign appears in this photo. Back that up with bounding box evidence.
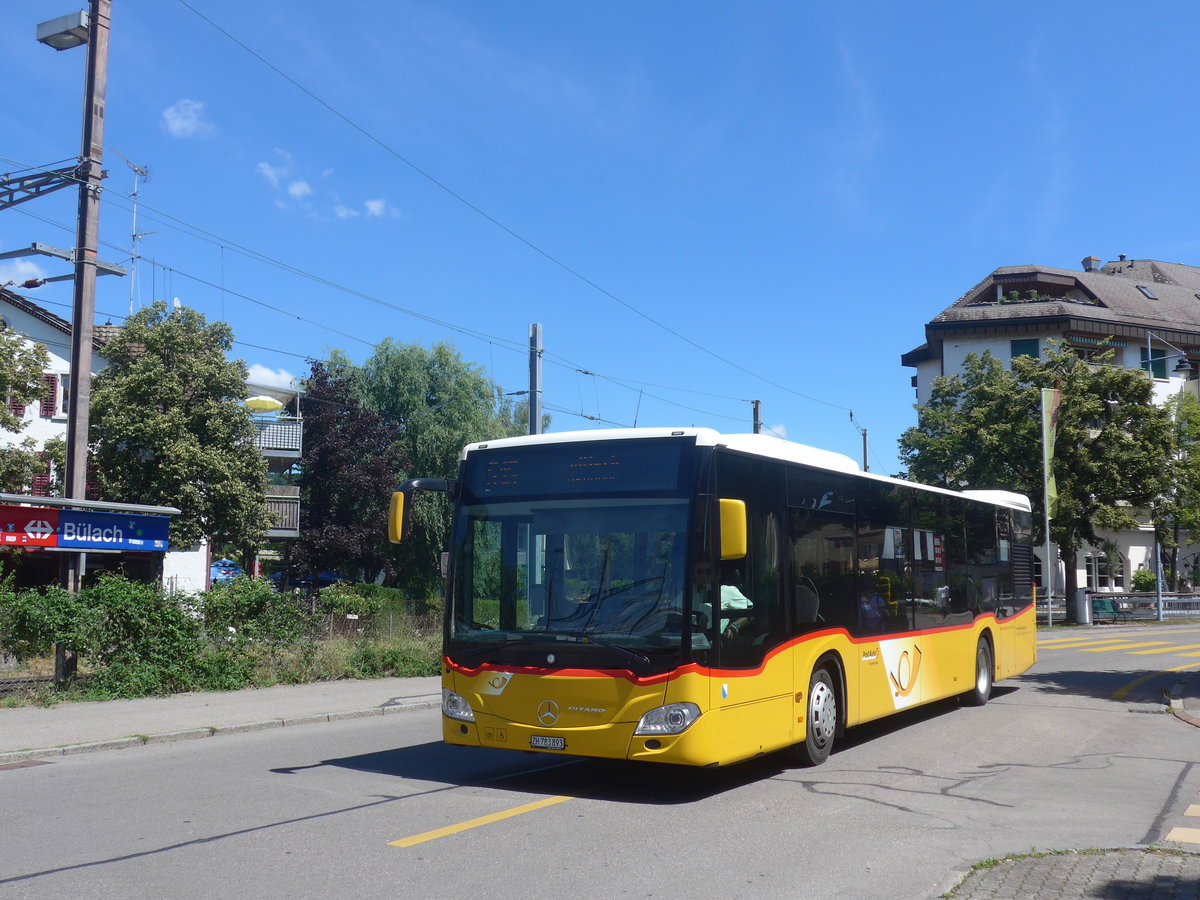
[0,505,60,548]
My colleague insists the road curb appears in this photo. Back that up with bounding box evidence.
[1169,673,1200,728]
[0,693,440,765]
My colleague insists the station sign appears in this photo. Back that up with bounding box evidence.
[0,506,59,548]
[0,505,170,552]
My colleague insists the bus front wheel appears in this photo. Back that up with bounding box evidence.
[797,665,837,767]
[963,638,993,707]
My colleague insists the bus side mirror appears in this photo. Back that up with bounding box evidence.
[719,498,747,560]
[388,491,407,544]
[387,477,458,544]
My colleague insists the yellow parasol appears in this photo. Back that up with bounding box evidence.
[245,395,284,413]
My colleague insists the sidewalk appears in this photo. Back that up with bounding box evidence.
[939,671,1200,898]
[0,675,440,762]
[3,672,1200,898]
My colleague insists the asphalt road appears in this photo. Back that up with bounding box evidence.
[4,625,1200,899]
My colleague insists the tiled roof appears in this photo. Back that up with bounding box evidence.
[929,258,1200,338]
[0,287,71,335]
[0,287,115,350]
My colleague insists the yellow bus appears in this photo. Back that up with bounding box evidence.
[389,428,1036,767]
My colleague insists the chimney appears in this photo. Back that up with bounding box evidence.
[1119,254,1127,262]
[1082,256,1101,272]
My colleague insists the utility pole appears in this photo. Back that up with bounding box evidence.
[752,400,761,434]
[64,0,110,526]
[528,323,543,435]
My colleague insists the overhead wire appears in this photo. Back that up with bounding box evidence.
[10,194,765,427]
[170,2,857,418]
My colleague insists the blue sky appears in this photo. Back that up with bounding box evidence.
[4,1,1200,475]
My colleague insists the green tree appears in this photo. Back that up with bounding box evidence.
[89,302,270,550]
[0,325,51,493]
[1157,392,1200,590]
[350,340,530,594]
[899,343,1175,606]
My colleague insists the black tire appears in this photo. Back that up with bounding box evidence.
[963,637,993,707]
[797,665,837,766]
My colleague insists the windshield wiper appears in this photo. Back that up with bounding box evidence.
[551,630,652,672]
[451,639,529,666]
[452,632,654,673]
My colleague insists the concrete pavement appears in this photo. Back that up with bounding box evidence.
[3,669,1200,897]
[0,675,440,762]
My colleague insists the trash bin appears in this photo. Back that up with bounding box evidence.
[1074,589,1092,625]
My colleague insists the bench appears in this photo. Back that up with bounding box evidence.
[1091,596,1133,624]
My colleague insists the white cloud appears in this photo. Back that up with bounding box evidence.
[161,99,212,138]
[257,161,285,187]
[288,180,312,199]
[334,203,359,219]
[766,423,788,440]
[247,364,297,389]
[0,259,50,286]
[364,198,399,218]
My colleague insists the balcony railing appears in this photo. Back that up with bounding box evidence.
[254,416,302,457]
[266,485,299,539]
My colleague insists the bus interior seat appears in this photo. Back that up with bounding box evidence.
[794,579,820,624]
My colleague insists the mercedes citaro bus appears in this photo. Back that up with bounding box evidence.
[389,428,1036,767]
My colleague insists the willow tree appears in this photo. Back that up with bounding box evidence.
[348,340,529,595]
[900,343,1174,604]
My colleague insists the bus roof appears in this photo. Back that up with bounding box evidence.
[461,428,1031,513]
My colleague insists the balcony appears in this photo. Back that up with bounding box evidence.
[266,485,299,539]
[254,416,302,461]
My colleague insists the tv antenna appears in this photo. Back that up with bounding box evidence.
[108,147,154,316]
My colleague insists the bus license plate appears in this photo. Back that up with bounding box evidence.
[530,735,566,750]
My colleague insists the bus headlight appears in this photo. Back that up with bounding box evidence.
[442,689,475,722]
[634,702,701,735]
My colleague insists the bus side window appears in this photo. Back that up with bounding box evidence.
[714,452,785,667]
[856,481,912,635]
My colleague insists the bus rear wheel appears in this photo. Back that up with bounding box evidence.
[963,638,993,707]
[797,665,837,767]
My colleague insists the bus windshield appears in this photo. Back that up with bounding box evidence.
[447,497,692,672]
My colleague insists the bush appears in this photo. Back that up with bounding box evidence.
[0,572,442,702]
[204,576,318,648]
[0,578,86,660]
[1132,568,1158,592]
[76,574,204,697]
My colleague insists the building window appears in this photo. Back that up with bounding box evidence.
[1010,339,1040,362]
[1141,348,1168,379]
[1136,285,1158,300]
[1086,553,1125,591]
[38,373,70,417]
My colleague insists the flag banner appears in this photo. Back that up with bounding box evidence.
[1041,388,1062,517]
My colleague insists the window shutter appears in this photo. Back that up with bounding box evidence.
[7,395,25,417]
[40,374,58,417]
[31,473,51,497]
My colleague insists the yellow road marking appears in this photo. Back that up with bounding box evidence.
[1039,639,1132,650]
[1130,644,1200,655]
[1166,827,1200,844]
[1185,805,1200,818]
[1112,662,1200,700]
[1079,642,1171,652]
[389,795,573,848]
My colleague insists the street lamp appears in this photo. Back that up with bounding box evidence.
[1144,331,1193,380]
[36,11,90,50]
[36,0,110,595]
[1145,332,1193,622]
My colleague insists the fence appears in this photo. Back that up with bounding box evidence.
[1037,592,1200,625]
